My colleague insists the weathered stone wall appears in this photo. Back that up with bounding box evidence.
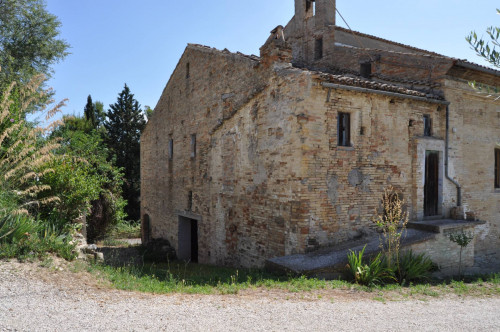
[293,80,446,252]
[444,77,500,269]
[141,45,269,261]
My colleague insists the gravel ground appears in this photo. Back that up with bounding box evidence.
[0,260,499,332]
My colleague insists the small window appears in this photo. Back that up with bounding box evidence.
[360,62,371,78]
[314,38,323,60]
[188,191,193,211]
[338,112,351,147]
[186,63,190,79]
[423,115,432,136]
[305,0,315,17]
[495,148,500,189]
[168,138,173,160]
[191,134,196,158]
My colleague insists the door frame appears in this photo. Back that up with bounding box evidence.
[177,212,201,263]
[414,139,444,220]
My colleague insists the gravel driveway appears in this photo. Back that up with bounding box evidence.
[0,260,499,332]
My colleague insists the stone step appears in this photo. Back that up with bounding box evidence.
[265,228,436,280]
[408,219,485,233]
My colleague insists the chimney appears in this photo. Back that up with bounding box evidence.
[260,26,292,67]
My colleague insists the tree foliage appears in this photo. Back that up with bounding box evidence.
[46,115,126,241]
[84,95,106,130]
[0,0,69,88]
[104,84,146,221]
[466,9,500,68]
[466,10,500,68]
[466,9,500,99]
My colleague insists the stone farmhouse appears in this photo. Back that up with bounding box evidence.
[141,0,500,274]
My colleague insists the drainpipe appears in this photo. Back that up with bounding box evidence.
[445,104,462,206]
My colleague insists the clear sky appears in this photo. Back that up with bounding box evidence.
[45,0,499,117]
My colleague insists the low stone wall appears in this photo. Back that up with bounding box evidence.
[407,220,485,277]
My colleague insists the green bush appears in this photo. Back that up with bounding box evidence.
[46,118,126,241]
[0,212,39,243]
[347,245,392,286]
[395,250,435,285]
[0,211,76,261]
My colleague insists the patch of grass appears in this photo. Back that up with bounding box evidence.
[84,260,500,298]
[373,296,386,303]
[110,221,141,239]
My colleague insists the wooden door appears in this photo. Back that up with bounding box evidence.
[424,151,439,216]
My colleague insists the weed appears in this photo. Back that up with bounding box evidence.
[347,245,392,286]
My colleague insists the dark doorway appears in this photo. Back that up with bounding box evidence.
[178,216,198,262]
[424,151,439,216]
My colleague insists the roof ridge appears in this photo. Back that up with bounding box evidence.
[187,43,260,61]
[334,26,446,57]
[334,26,500,76]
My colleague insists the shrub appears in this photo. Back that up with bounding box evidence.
[0,210,76,261]
[0,211,39,244]
[47,117,126,241]
[347,245,391,286]
[396,250,435,285]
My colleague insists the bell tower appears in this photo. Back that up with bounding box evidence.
[285,0,336,66]
[295,0,335,27]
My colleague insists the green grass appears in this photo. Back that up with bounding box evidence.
[85,260,500,297]
[82,261,500,301]
[86,261,353,295]
[110,221,141,239]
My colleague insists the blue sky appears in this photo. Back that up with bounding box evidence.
[45,0,499,117]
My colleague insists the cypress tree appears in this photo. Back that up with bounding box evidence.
[84,95,97,128]
[104,84,146,221]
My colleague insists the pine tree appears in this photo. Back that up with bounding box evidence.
[104,84,146,221]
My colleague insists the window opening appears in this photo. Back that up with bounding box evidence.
[314,38,323,60]
[360,62,371,78]
[306,0,315,17]
[188,191,193,211]
[495,149,500,189]
[423,115,432,136]
[191,134,196,158]
[168,138,173,160]
[186,62,190,79]
[338,112,351,147]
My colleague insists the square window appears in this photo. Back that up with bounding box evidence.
[338,112,351,147]
[495,148,500,189]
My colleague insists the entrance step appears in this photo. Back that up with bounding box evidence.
[408,219,485,233]
[265,228,436,279]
